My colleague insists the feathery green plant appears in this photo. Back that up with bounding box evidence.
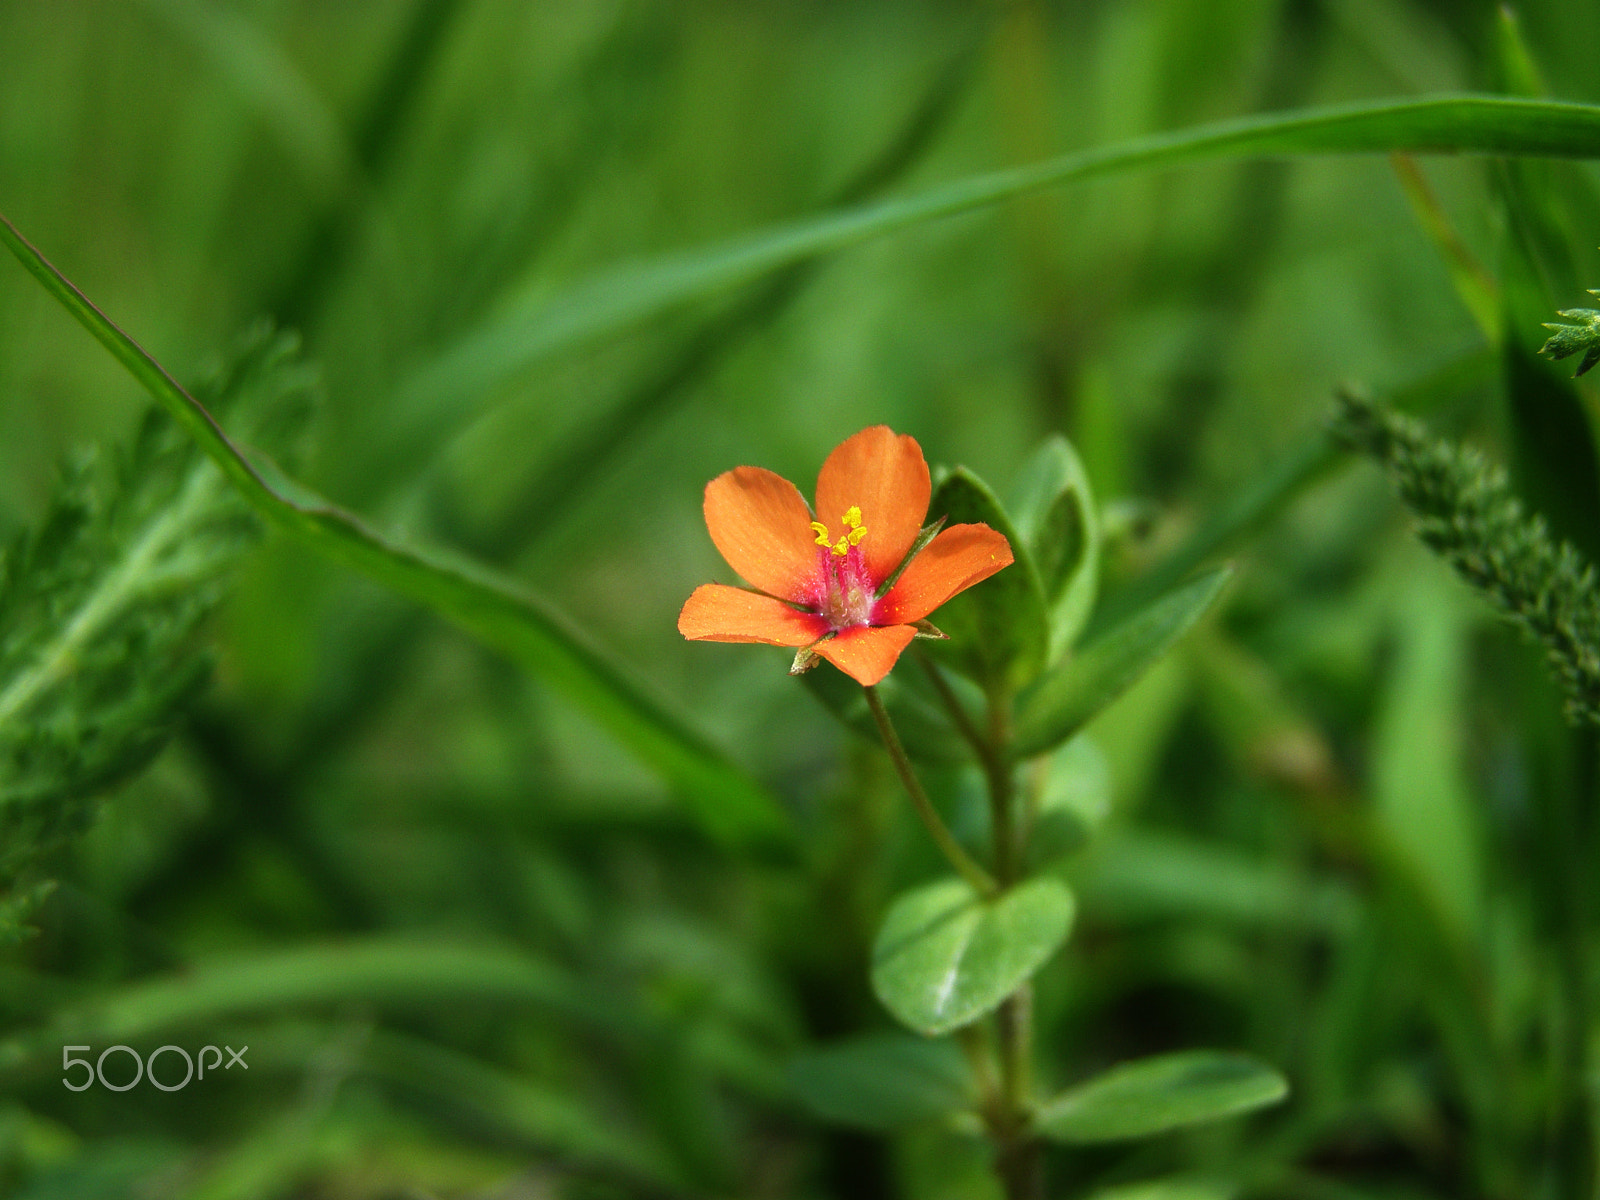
[0,325,314,941]
[1541,294,1600,376]
[1334,388,1600,726]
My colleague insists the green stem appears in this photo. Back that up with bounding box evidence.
[983,683,1041,1200]
[915,651,1023,880]
[862,685,996,897]
[985,685,1019,887]
[957,1023,1001,1117]
[914,649,989,761]
[997,986,1033,1114]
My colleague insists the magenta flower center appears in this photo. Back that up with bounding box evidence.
[813,545,877,630]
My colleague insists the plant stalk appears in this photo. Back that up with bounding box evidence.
[862,685,997,897]
[984,683,1042,1200]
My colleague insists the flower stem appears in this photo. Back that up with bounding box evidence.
[862,685,997,897]
[983,683,1041,1200]
[914,648,988,760]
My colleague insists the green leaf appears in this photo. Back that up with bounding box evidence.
[1035,1051,1288,1144]
[1087,1179,1237,1200]
[0,211,788,854]
[1023,735,1112,870]
[927,467,1049,689]
[871,876,1074,1036]
[385,95,1600,456]
[1013,567,1232,759]
[788,1033,972,1131]
[1011,435,1101,658]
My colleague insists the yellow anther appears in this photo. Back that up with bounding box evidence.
[816,507,866,556]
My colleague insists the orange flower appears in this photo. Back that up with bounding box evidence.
[678,426,1014,686]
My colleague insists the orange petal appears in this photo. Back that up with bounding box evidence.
[679,584,829,645]
[876,524,1014,625]
[703,466,821,600]
[814,426,930,587]
[813,624,917,686]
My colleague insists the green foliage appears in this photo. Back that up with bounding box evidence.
[870,876,1074,1036]
[0,327,312,941]
[1013,567,1233,759]
[1335,389,1600,725]
[1035,1051,1287,1144]
[1086,1181,1236,1200]
[390,93,1600,441]
[1011,435,1100,660]
[1541,298,1600,375]
[788,1034,972,1132]
[799,663,970,766]
[9,5,1600,1198]
[928,466,1050,690]
[1021,735,1112,872]
[0,212,789,853]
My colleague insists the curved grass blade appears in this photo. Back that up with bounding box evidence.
[388,94,1600,449]
[0,212,789,853]
[0,938,595,1079]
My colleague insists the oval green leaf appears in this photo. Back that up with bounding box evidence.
[1013,567,1231,759]
[1036,1051,1288,1144]
[871,876,1074,1036]
[789,1033,972,1131]
[1010,435,1101,658]
[927,467,1049,689]
[1089,1180,1237,1200]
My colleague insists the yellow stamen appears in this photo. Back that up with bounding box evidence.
[814,507,867,556]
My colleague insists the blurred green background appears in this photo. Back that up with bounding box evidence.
[3,1,1600,1197]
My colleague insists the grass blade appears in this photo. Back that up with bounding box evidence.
[137,0,358,203]
[387,94,1600,451]
[0,939,610,1082]
[0,211,789,853]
